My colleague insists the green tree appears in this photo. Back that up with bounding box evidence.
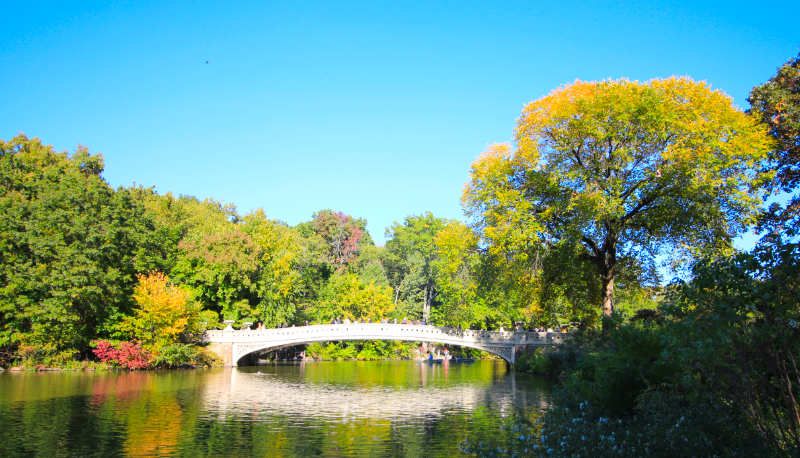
[464,78,772,326]
[0,135,157,361]
[307,209,371,270]
[307,272,394,323]
[748,53,800,237]
[432,221,486,327]
[241,210,304,327]
[351,244,390,286]
[172,230,261,321]
[384,212,447,321]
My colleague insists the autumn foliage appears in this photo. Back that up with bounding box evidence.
[464,77,772,323]
[92,340,151,369]
[118,271,201,353]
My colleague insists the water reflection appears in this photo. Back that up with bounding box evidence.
[202,362,549,421]
[0,361,551,457]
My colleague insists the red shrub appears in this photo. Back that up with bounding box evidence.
[93,340,118,363]
[92,340,151,370]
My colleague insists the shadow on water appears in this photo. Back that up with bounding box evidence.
[0,361,551,457]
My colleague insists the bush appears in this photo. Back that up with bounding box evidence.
[515,349,553,375]
[475,242,800,456]
[92,340,151,369]
[152,343,198,368]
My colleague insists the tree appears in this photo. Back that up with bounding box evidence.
[128,189,240,275]
[241,210,304,327]
[0,135,158,361]
[172,230,261,321]
[748,53,800,238]
[117,271,201,352]
[384,213,447,321]
[308,210,371,270]
[307,272,394,323]
[432,221,484,327]
[464,78,772,325]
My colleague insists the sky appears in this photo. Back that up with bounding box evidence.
[1,1,798,245]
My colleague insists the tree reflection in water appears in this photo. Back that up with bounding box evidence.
[0,361,551,457]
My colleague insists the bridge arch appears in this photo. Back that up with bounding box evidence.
[203,323,563,367]
[232,336,515,366]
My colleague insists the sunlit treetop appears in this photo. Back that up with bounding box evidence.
[464,77,773,319]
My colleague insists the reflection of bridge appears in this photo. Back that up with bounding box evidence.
[203,323,565,366]
[200,366,550,420]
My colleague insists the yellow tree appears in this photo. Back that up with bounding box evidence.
[464,78,772,326]
[121,271,201,352]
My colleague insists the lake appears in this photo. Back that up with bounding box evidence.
[0,360,551,457]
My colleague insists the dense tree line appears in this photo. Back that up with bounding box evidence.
[0,133,656,367]
[0,139,592,367]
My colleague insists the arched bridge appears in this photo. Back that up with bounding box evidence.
[202,323,566,366]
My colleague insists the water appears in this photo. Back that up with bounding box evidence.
[0,361,551,457]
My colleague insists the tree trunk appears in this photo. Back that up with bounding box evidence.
[422,285,430,322]
[602,270,614,317]
[600,238,616,333]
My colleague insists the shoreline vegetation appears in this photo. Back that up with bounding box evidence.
[2,54,798,454]
[2,341,496,373]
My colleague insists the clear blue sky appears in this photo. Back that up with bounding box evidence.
[2,1,798,245]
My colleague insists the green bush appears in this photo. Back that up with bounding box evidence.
[515,349,552,375]
[152,343,198,368]
[306,340,415,360]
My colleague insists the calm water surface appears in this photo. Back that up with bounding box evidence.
[0,360,551,457]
